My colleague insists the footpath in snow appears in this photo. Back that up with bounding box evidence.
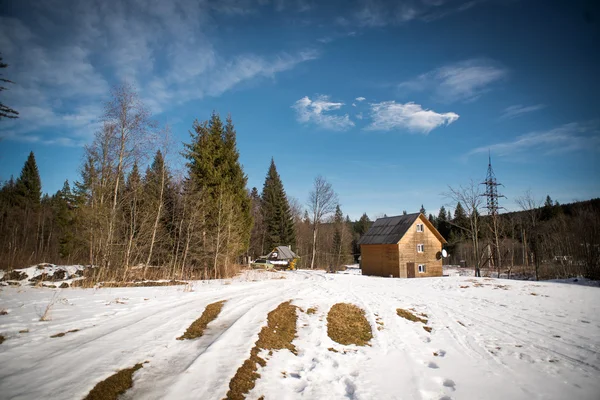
[1,269,599,400]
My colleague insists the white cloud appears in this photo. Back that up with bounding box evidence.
[399,58,508,103]
[292,95,355,130]
[355,96,366,102]
[468,122,600,157]
[500,104,546,120]
[366,101,459,133]
[0,0,318,146]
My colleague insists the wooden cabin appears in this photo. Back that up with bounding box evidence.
[358,213,447,278]
[265,245,299,270]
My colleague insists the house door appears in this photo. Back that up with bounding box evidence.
[406,262,415,278]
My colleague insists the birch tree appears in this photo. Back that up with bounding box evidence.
[307,176,338,269]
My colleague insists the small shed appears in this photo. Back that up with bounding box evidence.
[265,246,299,268]
[358,213,447,278]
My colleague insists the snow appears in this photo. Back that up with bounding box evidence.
[1,269,599,399]
[0,263,86,287]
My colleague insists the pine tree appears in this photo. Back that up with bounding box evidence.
[0,54,19,120]
[15,151,42,208]
[261,158,295,252]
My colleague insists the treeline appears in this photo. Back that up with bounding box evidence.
[0,84,361,279]
[431,187,600,280]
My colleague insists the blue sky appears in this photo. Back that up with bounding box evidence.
[0,0,599,219]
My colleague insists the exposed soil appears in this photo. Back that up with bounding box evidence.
[327,303,372,346]
[177,301,226,340]
[83,363,145,400]
[225,300,298,400]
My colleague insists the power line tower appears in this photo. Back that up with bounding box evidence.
[481,152,505,216]
[481,152,505,273]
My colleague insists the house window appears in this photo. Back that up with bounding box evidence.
[418,264,426,273]
[416,224,424,232]
[417,244,424,253]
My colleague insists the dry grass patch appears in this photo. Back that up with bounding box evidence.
[306,307,317,315]
[101,280,188,288]
[225,301,298,400]
[50,329,80,338]
[327,303,372,346]
[83,363,145,400]
[423,326,432,333]
[396,308,428,324]
[177,300,226,340]
[0,334,4,344]
[19,329,29,334]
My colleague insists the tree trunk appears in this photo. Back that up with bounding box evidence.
[310,225,317,269]
[144,161,166,278]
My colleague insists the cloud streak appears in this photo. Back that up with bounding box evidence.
[366,101,459,133]
[468,122,600,157]
[399,58,508,103]
[500,104,546,120]
[292,95,355,130]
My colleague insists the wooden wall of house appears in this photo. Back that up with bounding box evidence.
[360,244,399,277]
[398,215,443,278]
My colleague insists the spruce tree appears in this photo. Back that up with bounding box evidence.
[261,158,295,252]
[184,112,252,273]
[332,205,343,264]
[55,180,75,258]
[437,206,450,239]
[15,151,42,208]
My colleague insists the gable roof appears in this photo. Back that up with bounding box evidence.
[357,213,447,245]
[267,245,298,260]
[358,213,420,245]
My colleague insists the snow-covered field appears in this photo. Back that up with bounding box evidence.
[1,269,599,400]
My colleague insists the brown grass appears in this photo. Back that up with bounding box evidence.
[327,303,372,346]
[0,335,4,344]
[50,329,79,338]
[177,301,226,340]
[423,326,432,333]
[0,309,7,315]
[83,363,144,400]
[396,308,428,324]
[225,301,298,400]
[306,307,317,315]
[530,292,538,296]
[19,329,29,334]
[101,280,188,288]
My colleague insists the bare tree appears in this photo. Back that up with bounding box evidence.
[307,176,338,269]
[516,190,542,280]
[102,83,156,268]
[445,180,484,277]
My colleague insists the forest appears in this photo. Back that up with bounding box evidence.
[0,84,598,282]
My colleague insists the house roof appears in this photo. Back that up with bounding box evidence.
[358,213,448,245]
[267,246,298,260]
[358,213,420,245]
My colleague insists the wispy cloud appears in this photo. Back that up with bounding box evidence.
[355,96,366,102]
[292,95,355,130]
[500,104,546,120]
[0,0,318,146]
[352,0,487,27]
[468,122,600,157]
[366,101,459,133]
[399,58,508,103]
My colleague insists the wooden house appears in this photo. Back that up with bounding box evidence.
[265,245,299,270]
[358,213,447,278]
